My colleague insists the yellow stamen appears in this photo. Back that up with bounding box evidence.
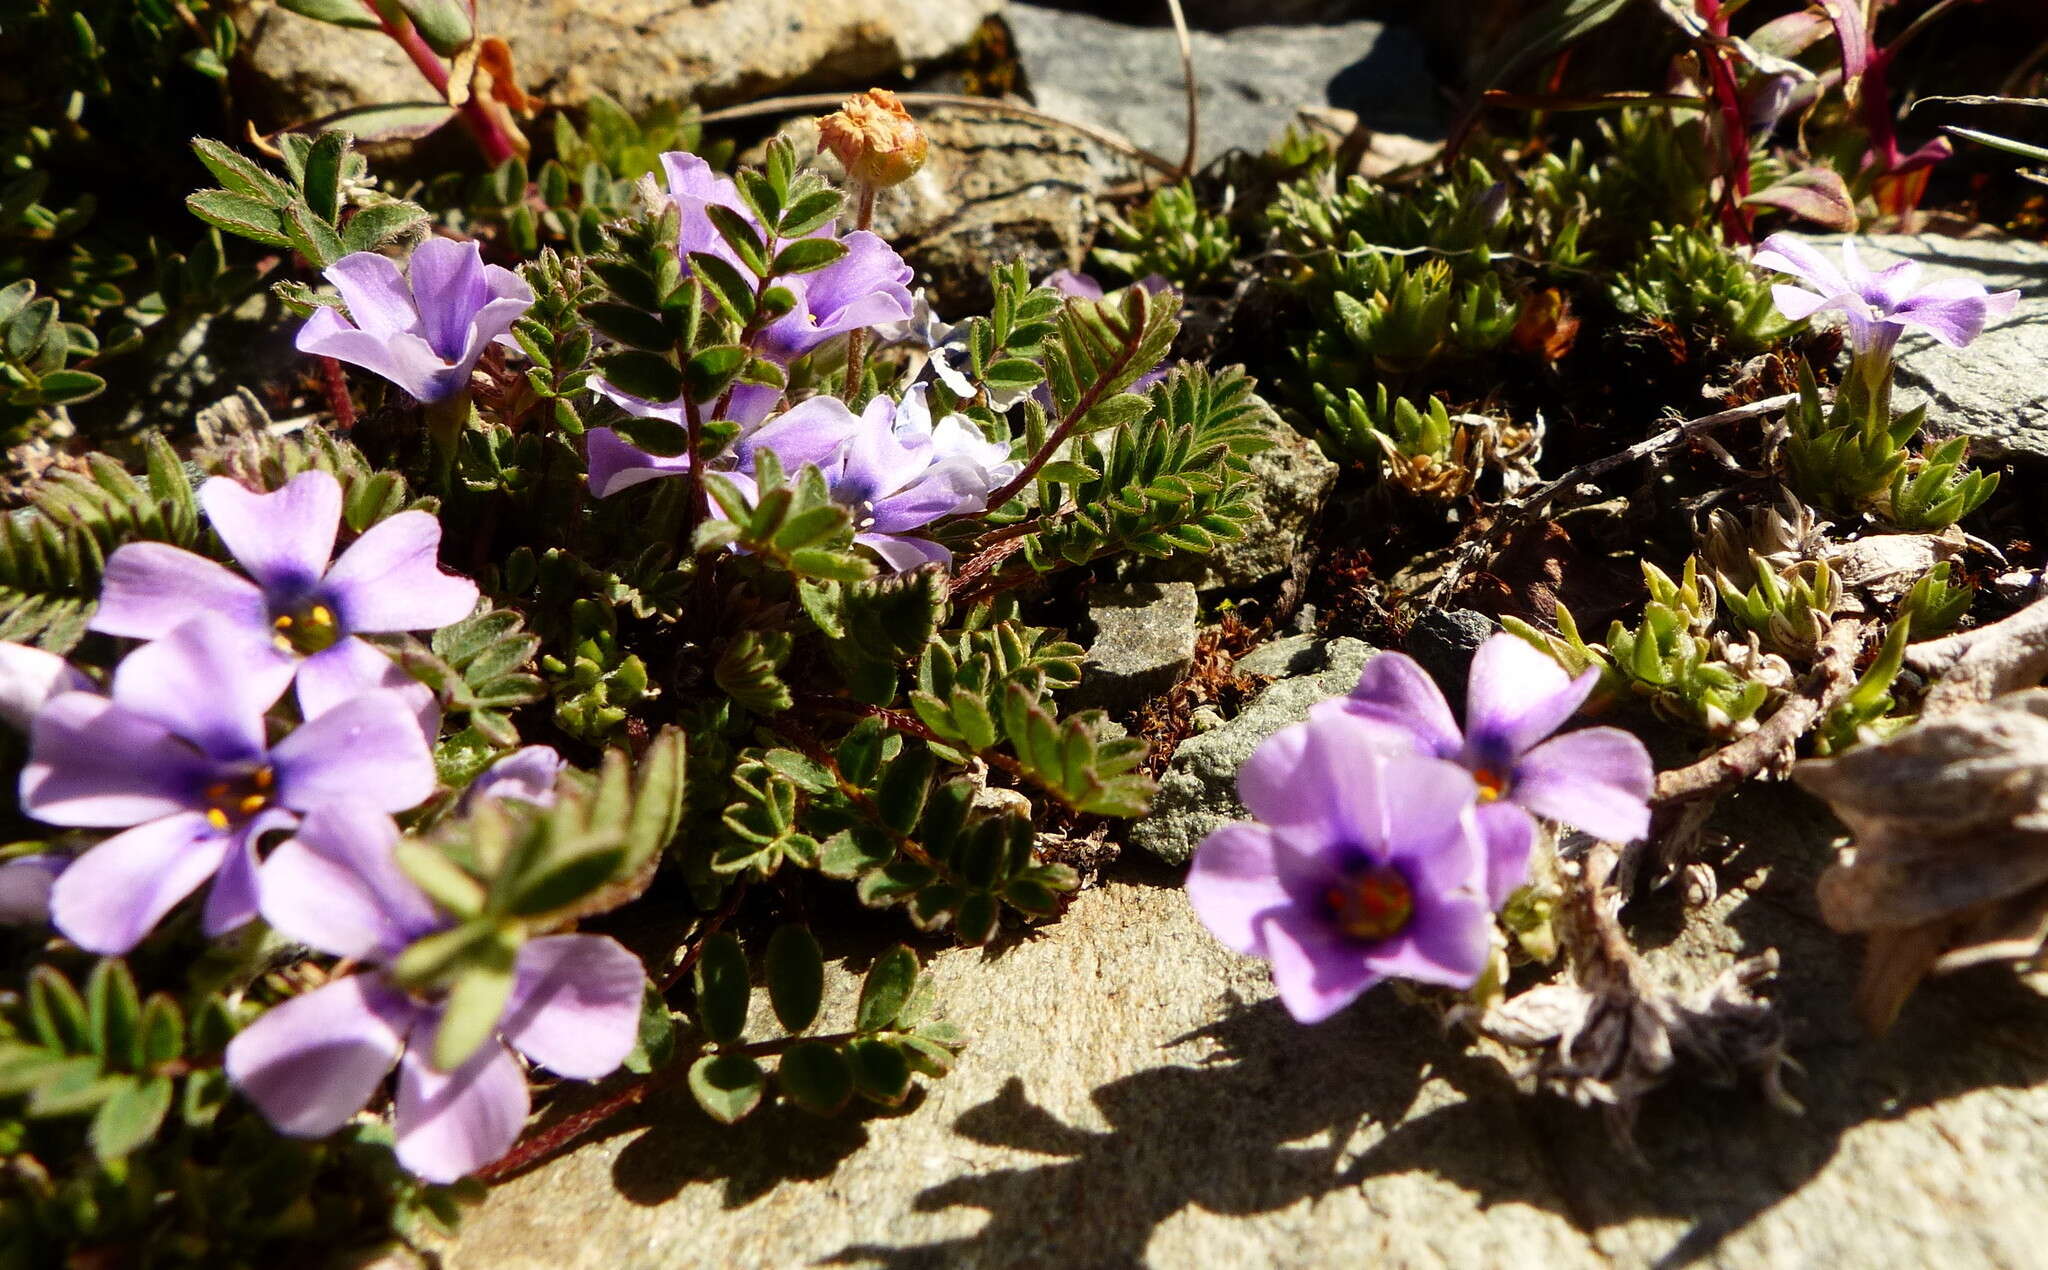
[253,767,274,790]
[205,808,230,830]
[309,604,335,627]
[1473,767,1507,803]
[237,794,267,816]
[273,614,294,629]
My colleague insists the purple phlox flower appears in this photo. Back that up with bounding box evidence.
[662,152,914,363]
[728,386,1018,571]
[1186,711,1494,1024]
[460,746,565,811]
[0,854,65,926]
[1753,234,2019,361]
[224,803,644,1182]
[0,641,92,733]
[1311,634,1653,908]
[21,615,435,955]
[296,237,533,404]
[581,375,787,500]
[92,468,474,732]
[872,289,997,405]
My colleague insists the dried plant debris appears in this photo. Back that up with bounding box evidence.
[1797,687,2048,1030]
[1456,846,1798,1144]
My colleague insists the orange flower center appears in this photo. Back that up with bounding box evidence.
[1473,766,1507,803]
[202,766,275,831]
[1325,864,1414,942]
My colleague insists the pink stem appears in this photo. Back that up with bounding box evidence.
[357,0,519,166]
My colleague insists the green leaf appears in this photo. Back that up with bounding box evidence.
[28,966,90,1052]
[856,945,918,1034]
[688,1053,765,1124]
[776,1040,852,1114]
[138,997,184,1069]
[300,131,348,223]
[34,370,105,406]
[283,201,345,268]
[191,139,291,203]
[693,931,751,1045]
[89,1075,171,1160]
[598,350,684,404]
[845,1038,912,1106]
[432,929,520,1071]
[185,190,291,249]
[623,982,677,1075]
[86,961,142,1069]
[317,102,461,144]
[279,0,383,26]
[683,345,748,402]
[765,925,824,1034]
[770,238,849,275]
[391,0,473,55]
[342,202,429,254]
[704,204,768,276]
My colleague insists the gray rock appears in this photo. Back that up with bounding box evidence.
[1126,637,1371,864]
[234,0,1002,134]
[1231,632,1328,678]
[1138,414,1339,593]
[436,783,2048,1270]
[1075,582,1200,709]
[1404,607,1496,714]
[1004,5,1444,169]
[1796,234,2048,466]
[770,110,1101,314]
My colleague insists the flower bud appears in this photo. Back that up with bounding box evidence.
[817,89,928,189]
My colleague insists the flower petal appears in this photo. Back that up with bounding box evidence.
[271,692,436,814]
[742,395,863,475]
[109,615,294,764]
[0,854,63,924]
[1473,801,1537,909]
[1766,282,1837,322]
[49,813,228,955]
[225,974,413,1138]
[394,1041,530,1183]
[202,808,298,937]
[1328,650,1461,758]
[1256,906,1379,1024]
[259,803,443,961]
[22,694,208,827]
[1753,233,1852,295]
[297,636,439,739]
[405,237,491,361]
[1513,727,1654,843]
[322,252,421,341]
[1890,279,2020,349]
[0,643,92,733]
[499,935,645,1080]
[1374,756,1484,891]
[1462,635,1595,768]
[584,426,690,499]
[462,746,564,810]
[91,544,268,641]
[854,531,952,572]
[322,511,478,633]
[199,470,342,598]
[297,311,467,403]
[1186,823,1291,957]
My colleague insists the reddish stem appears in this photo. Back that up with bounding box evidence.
[1697,0,1754,244]
[357,0,519,166]
[319,356,357,431]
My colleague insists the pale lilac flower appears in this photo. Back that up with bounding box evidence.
[580,380,787,499]
[727,386,1018,571]
[0,854,64,925]
[0,642,92,732]
[1312,634,1653,907]
[93,469,473,725]
[225,804,643,1182]
[662,152,914,362]
[1186,712,1494,1024]
[22,616,435,954]
[461,746,564,810]
[873,290,981,402]
[1753,234,2019,363]
[296,237,533,404]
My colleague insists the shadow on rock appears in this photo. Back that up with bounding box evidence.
[602,1084,895,1210]
[828,992,1474,1267]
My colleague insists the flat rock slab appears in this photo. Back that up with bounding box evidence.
[1801,234,2048,466]
[234,0,1003,130]
[1076,582,1201,710]
[440,787,2048,1268]
[1005,6,1443,168]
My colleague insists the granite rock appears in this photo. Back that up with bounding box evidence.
[1004,5,1443,169]
[1075,582,1201,710]
[1125,636,1371,865]
[234,0,1004,132]
[437,786,2048,1270]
